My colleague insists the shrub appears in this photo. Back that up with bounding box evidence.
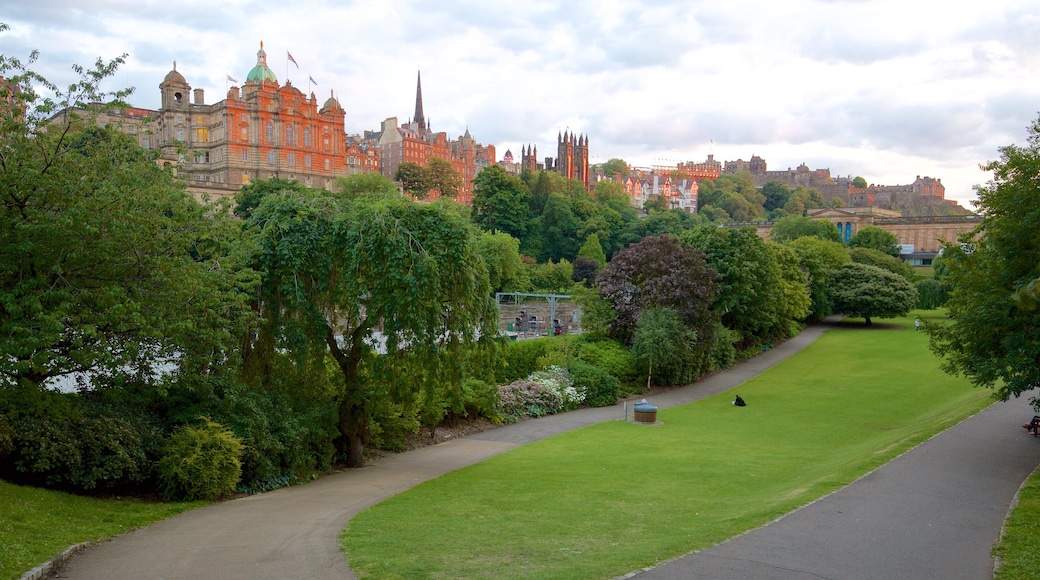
[5,414,152,492]
[570,338,638,388]
[497,338,556,384]
[0,413,12,459]
[569,359,620,407]
[498,380,565,422]
[528,366,585,410]
[157,418,244,501]
[449,378,502,423]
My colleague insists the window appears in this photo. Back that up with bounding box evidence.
[141,137,150,149]
[323,137,330,151]
[267,150,275,165]
[303,127,311,147]
[240,114,247,123]
[286,124,295,145]
[196,115,204,123]
[242,173,250,185]
[193,151,209,164]
[324,159,330,170]
[266,122,274,143]
[196,128,209,143]
[242,150,248,162]
[304,154,311,168]
[128,125,136,134]
[240,127,248,142]
[287,152,296,167]
[176,115,183,124]
[176,129,184,141]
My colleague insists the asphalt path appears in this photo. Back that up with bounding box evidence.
[50,319,1040,579]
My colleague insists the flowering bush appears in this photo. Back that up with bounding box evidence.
[497,366,587,422]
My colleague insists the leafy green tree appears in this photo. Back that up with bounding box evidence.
[929,115,1040,403]
[470,164,532,239]
[682,226,809,347]
[427,157,462,199]
[829,263,918,325]
[234,177,307,219]
[769,215,842,243]
[762,181,792,212]
[631,307,697,387]
[0,46,254,395]
[787,237,851,320]
[527,259,574,293]
[849,247,915,280]
[394,161,432,200]
[915,278,948,310]
[474,231,523,293]
[244,189,496,467]
[336,172,399,199]
[852,176,868,188]
[597,235,720,370]
[578,233,607,266]
[849,225,900,257]
[600,158,629,178]
[536,193,581,262]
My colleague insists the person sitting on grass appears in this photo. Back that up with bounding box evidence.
[1023,416,1040,436]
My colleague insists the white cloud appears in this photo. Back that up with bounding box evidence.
[3,0,1039,206]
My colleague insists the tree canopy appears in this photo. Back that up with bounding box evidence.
[769,215,842,243]
[848,225,900,257]
[470,164,531,239]
[829,263,918,325]
[929,114,1040,404]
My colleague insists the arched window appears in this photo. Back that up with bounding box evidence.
[286,124,295,145]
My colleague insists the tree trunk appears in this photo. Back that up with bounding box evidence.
[865,316,872,326]
[326,323,370,468]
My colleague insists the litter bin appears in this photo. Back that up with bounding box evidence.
[633,402,658,423]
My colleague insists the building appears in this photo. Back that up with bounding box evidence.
[518,132,591,188]
[374,71,496,204]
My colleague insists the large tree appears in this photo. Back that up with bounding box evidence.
[683,225,809,347]
[598,234,720,354]
[769,215,842,243]
[930,115,1040,404]
[0,44,254,394]
[829,263,918,325]
[787,236,851,321]
[848,225,901,257]
[470,164,531,239]
[244,189,496,466]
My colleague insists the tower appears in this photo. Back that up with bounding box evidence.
[414,70,426,138]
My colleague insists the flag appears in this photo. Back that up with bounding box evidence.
[227,74,238,83]
[309,75,317,85]
[287,51,299,68]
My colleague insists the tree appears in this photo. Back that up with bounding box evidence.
[597,235,719,352]
[234,177,307,219]
[849,225,900,257]
[244,189,496,467]
[336,172,399,199]
[578,233,607,266]
[762,181,792,212]
[683,226,809,347]
[631,307,697,387]
[769,215,842,243]
[829,263,918,325]
[849,247,915,280]
[0,46,254,395]
[470,164,532,239]
[600,158,629,178]
[787,236,851,320]
[572,256,599,287]
[474,231,523,293]
[394,161,432,200]
[929,115,1040,403]
[427,158,462,200]
[536,193,580,262]
[852,176,868,188]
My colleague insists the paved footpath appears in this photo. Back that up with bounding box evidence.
[51,320,1040,579]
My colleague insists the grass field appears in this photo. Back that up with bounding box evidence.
[0,482,203,580]
[342,313,995,579]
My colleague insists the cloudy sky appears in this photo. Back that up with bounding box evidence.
[3,1,1038,207]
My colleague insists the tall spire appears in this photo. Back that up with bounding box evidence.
[414,70,426,136]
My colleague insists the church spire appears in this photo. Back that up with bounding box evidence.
[414,70,426,137]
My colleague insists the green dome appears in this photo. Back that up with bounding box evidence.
[246,41,277,84]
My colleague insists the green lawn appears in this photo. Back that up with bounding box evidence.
[342,313,994,579]
[0,481,202,580]
[994,455,1040,579]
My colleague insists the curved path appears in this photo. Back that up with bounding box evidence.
[52,320,1040,579]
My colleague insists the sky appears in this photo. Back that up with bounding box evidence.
[3,0,1039,208]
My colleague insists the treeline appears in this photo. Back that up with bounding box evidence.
[0,45,936,501]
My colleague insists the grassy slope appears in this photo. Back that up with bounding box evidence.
[0,482,202,580]
[343,314,993,579]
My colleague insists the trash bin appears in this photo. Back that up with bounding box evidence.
[633,402,658,423]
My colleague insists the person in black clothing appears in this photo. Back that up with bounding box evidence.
[733,395,746,407]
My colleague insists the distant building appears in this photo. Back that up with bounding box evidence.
[519,132,591,189]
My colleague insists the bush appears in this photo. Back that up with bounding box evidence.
[496,338,557,384]
[570,338,638,390]
[569,359,619,407]
[0,413,12,459]
[157,418,244,501]
[449,378,502,423]
[528,366,585,411]
[4,413,152,492]
[498,380,565,422]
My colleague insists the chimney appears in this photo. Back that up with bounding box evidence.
[193,88,205,105]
